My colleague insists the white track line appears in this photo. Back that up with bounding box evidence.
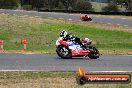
[35,16,40,17]
[59,18,63,19]
[1,13,5,15]
[21,53,35,55]
[122,55,132,56]
[90,71,132,73]
[124,25,128,27]
[122,18,126,20]
[117,24,121,25]
[13,14,17,15]
[48,17,53,19]
[68,18,72,21]
[23,15,28,16]
[107,23,111,24]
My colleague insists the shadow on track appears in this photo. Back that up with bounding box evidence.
[56,57,95,60]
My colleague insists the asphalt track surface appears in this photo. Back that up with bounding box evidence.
[0,9,132,71]
[0,9,132,27]
[0,54,132,71]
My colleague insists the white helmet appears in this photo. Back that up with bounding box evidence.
[82,38,92,44]
[60,30,68,37]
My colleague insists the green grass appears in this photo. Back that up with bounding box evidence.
[91,2,126,12]
[0,14,131,53]
[0,71,132,88]
[91,2,108,12]
[32,23,132,51]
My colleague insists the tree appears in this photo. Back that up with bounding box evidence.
[102,3,119,12]
[0,0,20,9]
[31,0,59,10]
[127,0,132,11]
[31,0,44,9]
[58,1,66,9]
[112,0,124,4]
[112,0,132,11]
[0,0,5,8]
[59,0,77,10]
[74,0,93,11]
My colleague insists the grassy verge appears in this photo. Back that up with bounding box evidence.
[0,71,132,88]
[91,2,107,12]
[0,14,132,54]
[91,2,126,12]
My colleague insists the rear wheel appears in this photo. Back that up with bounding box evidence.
[89,18,92,21]
[88,47,99,59]
[56,45,72,59]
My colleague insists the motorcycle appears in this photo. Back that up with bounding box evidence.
[56,37,99,59]
[80,15,92,21]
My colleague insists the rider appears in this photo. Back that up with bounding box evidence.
[59,30,85,48]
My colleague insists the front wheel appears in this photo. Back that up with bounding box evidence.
[56,45,72,59]
[88,46,99,59]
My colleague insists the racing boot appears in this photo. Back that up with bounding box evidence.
[81,44,87,51]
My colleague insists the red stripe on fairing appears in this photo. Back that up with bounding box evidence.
[72,53,78,56]
[71,49,90,57]
[72,50,78,56]
[58,40,68,46]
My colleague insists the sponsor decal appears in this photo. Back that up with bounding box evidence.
[76,67,131,85]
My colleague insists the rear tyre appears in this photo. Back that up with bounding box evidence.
[88,47,99,59]
[89,18,92,21]
[56,45,72,59]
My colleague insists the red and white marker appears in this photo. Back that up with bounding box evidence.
[0,40,4,52]
[23,38,27,52]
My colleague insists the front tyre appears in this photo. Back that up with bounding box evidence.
[56,45,72,59]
